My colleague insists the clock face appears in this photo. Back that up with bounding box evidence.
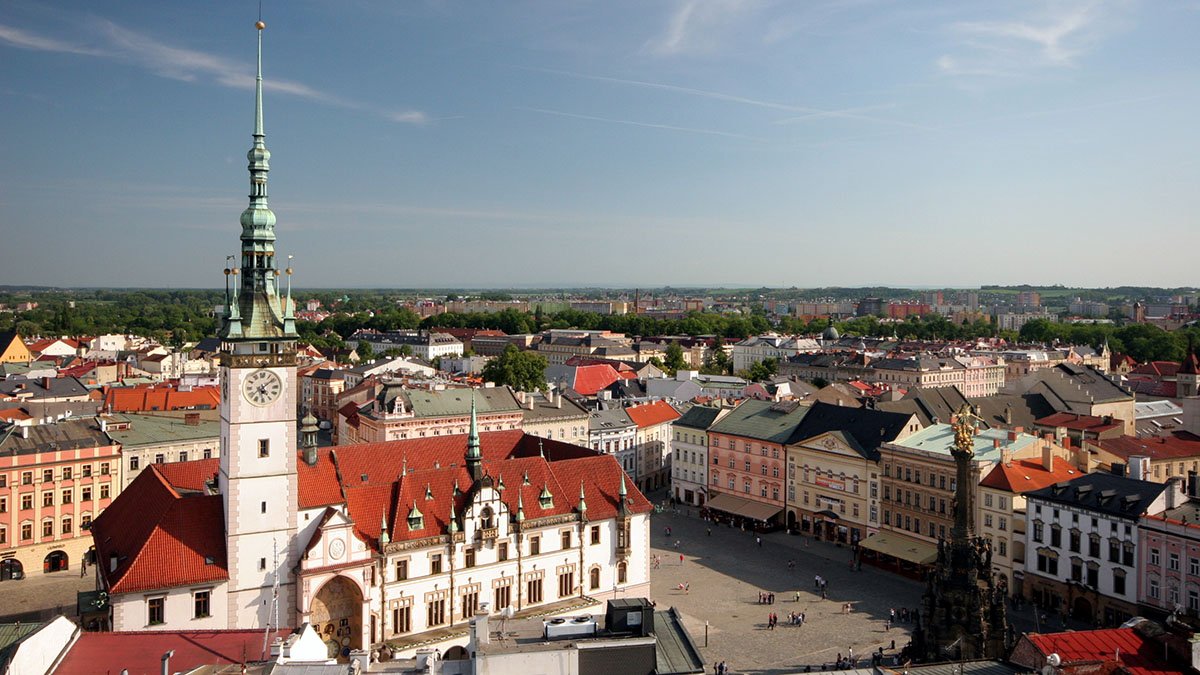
[242,369,282,406]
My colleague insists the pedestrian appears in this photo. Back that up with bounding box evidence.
[885,619,891,631]
[707,527,712,536]
[800,612,805,625]
[848,647,854,662]
[795,590,801,602]
[769,592,775,605]
[756,536,762,547]
[889,607,896,622]
[820,587,827,600]
[685,582,690,594]
[666,526,671,536]
[814,575,820,589]
[679,553,684,565]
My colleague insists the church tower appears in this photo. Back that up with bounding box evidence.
[217,20,300,629]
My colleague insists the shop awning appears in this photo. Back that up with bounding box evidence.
[859,531,938,565]
[705,492,781,522]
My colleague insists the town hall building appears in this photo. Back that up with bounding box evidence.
[87,21,652,660]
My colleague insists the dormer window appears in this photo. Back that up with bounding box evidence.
[539,485,553,509]
[407,503,424,531]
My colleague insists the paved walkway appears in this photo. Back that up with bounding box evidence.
[649,504,923,674]
[0,570,92,623]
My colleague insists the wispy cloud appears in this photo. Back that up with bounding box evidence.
[522,66,935,131]
[0,19,428,125]
[938,2,1126,78]
[0,23,105,55]
[518,107,765,141]
[644,0,762,56]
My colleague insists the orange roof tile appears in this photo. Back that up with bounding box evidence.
[979,456,1082,493]
[90,465,227,594]
[625,400,681,428]
[155,458,219,493]
[1095,432,1200,461]
[55,629,291,675]
[571,364,621,396]
[104,385,220,412]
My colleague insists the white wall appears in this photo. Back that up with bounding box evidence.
[6,615,78,675]
[112,582,230,632]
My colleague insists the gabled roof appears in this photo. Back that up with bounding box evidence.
[673,405,726,430]
[1023,628,1178,675]
[979,457,1081,493]
[1034,412,1123,434]
[570,364,622,396]
[155,457,219,493]
[708,399,809,444]
[1093,431,1200,461]
[1131,361,1180,378]
[103,384,220,412]
[788,402,914,457]
[625,400,681,428]
[90,464,227,594]
[54,629,291,675]
[1025,472,1168,520]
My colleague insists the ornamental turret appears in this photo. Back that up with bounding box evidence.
[466,391,483,481]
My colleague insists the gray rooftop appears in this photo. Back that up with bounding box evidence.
[102,411,220,449]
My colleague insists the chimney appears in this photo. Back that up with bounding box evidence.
[556,392,563,409]
[1062,436,1072,450]
[1128,455,1150,481]
[1007,430,1018,442]
[1042,441,1054,471]
[184,412,200,426]
[993,438,1001,449]
[1167,477,1185,509]
[1000,446,1012,466]
[42,376,51,390]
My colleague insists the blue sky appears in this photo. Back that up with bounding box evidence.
[1,1,1198,289]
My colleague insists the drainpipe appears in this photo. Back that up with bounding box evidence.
[160,650,175,675]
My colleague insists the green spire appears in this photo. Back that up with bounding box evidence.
[379,515,390,546]
[221,20,296,341]
[516,493,525,523]
[466,390,483,480]
[448,500,459,534]
[578,481,587,517]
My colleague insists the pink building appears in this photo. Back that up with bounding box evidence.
[705,399,807,527]
[1139,491,1200,617]
[0,418,120,580]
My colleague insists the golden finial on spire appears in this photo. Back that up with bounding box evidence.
[256,20,266,30]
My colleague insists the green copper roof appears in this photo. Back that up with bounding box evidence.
[708,399,810,444]
[220,22,296,342]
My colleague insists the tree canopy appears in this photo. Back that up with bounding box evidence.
[481,344,548,392]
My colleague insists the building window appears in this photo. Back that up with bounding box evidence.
[1190,558,1200,577]
[590,525,600,545]
[498,542,509,562]
[42,520,53,537]
[0,527,5,544]
[21,523,32,540]
[1149,577,1160,599]
[1086,565,1098,589]
[527,578,543,604]
[1068,530,1079,552]
[558,571,574,598]
[1150,549,1161,567]
[494,585,511,611]
[1123,543,1134,567]
[590,567,601,590]
[178,451,188,462]
[530,536,540,555]
[61,517,72,534]
[42,469,53,483]
[258,439,270,457]
[561,530,571,550]
[154,454,165,464]
[148,597,165,625]
[194,590,211,618]
[130,456,140,471]
[427,598,447,627]
[1113,569,1126,595]
[100,463,110,475]
[1050,525,1061,547]
[395,559,408,581]
[1032,522,1043,543]
[21,494,32,510]
[393,606,412,634]
[259,558,267,571]
[82,487,92,501]
[998,540,1007,557]
[21,471,32,485]
[618,562,628,584]
[984,514,993,528]
[81,514,92,529]
[62,467,72,480]
[431,554,443,575]
[1170,552,1181,571]
[42,492,54,507]
[100,484,110,499]
[0,497,5,513]
[464,547,476,569]
[82,465,92,478]
[462,590,479,618]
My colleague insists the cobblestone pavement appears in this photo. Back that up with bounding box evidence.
[649,505,923,675]
[0,570,93,623]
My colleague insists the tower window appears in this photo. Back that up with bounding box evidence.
[258,439,270,457]
[261,501,267,514]
[259,558,267,571]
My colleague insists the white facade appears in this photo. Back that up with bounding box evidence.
[672,424,711,507]
[731,335,820,373]
[113,582,230,632]
[218,346,300,629]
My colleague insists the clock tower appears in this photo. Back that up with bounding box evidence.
[217,20,300,630]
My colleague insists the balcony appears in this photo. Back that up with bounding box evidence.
[477,527,498,542]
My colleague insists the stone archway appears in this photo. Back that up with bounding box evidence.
[0,558,23,581]
[44,551,69,573]
[310,576,364,660]
[787,510,797,532]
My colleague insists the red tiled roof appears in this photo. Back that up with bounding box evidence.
[304,430,651,547]
[1182,350,1200,376]
[1095,432,1200,461]
[54,629,290,675]
[0,407,31,422]
[625,400,681,428]
[104,385,220,412]
[1035,412,1123,433]
[570,364,622,396]
[90,465,227,594]
[1131,361,1180,378]
[155,458,219,493]
[1025,628,1178,675]
[979,457,1082,493]
[565,356,637,372]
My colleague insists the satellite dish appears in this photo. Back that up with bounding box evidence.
[1046,653,1062,666]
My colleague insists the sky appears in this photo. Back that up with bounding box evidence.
[1,0,1198,289]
